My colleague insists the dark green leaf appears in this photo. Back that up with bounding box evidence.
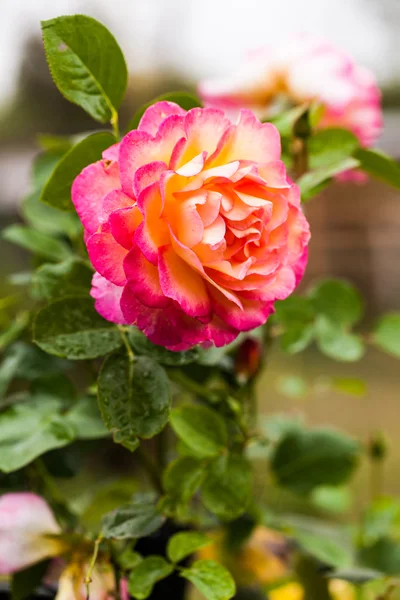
[274,296,315,326]
[66,396,108,439]
[128,556,174,600]
[163,456,206,505]
[11,560,50,600]
[201,454,252,521]
[315,316,365,362]
[128,92,202,131]
[128,329,199,365]
[355,148,400,189]
[33,297,122,359]
[359,537,400,575]
[98,353,170,444]
[309,279,363,326]
[308,128,359,169]
[2,225,71,262]
[41,15,127,122]
[181,560,236,600]
[298,158,360,201]
[0,396,75,472]
[33,259,93,301]
[102,495,164,539]
[167,531,211,563]
[41,132,116,210]
[373,313,400,358]
[280,324,314,354]
[170,405,227,458]
[30,373,76,403]
[271,427,360,495]
[326,567,383,584]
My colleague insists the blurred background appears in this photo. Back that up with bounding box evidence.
[1,0,400,503]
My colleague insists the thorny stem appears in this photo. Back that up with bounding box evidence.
[85,534,103,600]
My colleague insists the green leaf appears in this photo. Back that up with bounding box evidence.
[276,375,309,399]
[81,478,138,532]
[274,296,315,325]
[181,560,236,600]
[326,567,383,584]
[309,279,363,326]
[362,498,400,546]
[201,454,252,521]
[66,396,108,439]
[22,192,81,238]
[355,148,400,189]
[32,259,93,301]
[269,104,309,137]
[167,531,211,563]
[32,149,67,190]
[315,316,365,362]
[102,494,164,539]
[163,456,206,504]
[311,486,351,515]
[280,324,314,354]
[41,132,116,210]
[332,377,367,397]
[33,297,122,359]
[308,128,359,169]
[128,556,174,600]
[2,225,71,262]
[271,427,360,495]
[359,537,400,575]
[128,92,202,131]
[41,15,127,122]
[128,329,199,365]
[294,530,352,567]
[373,313,400,358]
[170,405,228,458]
[0,396,75,472]
[298,157,360,202]
[98,353,170,444]
[11,560,50,600]
[118,547,142,570]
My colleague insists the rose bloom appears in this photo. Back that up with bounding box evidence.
[72,102,310,351]
[199,35,382,154]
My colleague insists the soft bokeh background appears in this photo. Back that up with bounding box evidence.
[1,0,400,506]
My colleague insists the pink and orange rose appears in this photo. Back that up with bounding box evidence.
[72,102,310,350]
[199,35,382,154]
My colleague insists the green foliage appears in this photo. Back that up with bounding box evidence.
[128,556,174,600]
[201,454,252,521]
[269,104,310,137]
[167,531,211,563]
[359,537,400,575]
[170,404,228,458]
[181,560,236,600]
[271,426,360,495]
[11,560,50,600]
[0,396,75,472]
[128,92,202,131]
[355,148,400,189]
[32,259,93,300]
[299,157,360,201]
[41,15,127,123]
[41,132,116,210]
[33,297,122,359]
[308,128,359,169]
[274,296,315,354]
[2,225,71,262]
[314,316,365,362]
[128,329,199,365]
[309,279,363,327]
[326,568,384,584]
[102,494,164,539]
[373,313,400,358]
[22,192,81,239]
[163,456,206,504]
[362,498,400,547]
[293,529,352,567]
[66,396,108,439]
[98,353,170,447]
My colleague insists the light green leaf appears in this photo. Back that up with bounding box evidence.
[128,329,199,365]
[311,486,351,515]
[201,454,252,521]
[362,498,400,546]
[32,149,67,190]
[293,530,352,567]
[128,556,174,600]
[299,157,360,202]
[309,279,363,326]
[271,427,360,495]
[66,396,108,439]
[102,495,164,539]
[163,456,206,504]
[308,128,359,169]
[41,132,116,210]
[0,396,75,472]
[276,375,309,399]
[33,297,122,359]
[181,560,236,600]
[326,568,383,584]
[2,225,71,262]
[170,404,228,458]
[269,104,309,137]
[315,316,365,362]
[118,548,142,571]
[22,192,81,239]
[355,148,400,189]
[167,531,211,564]
[128,92,202,131]
[98,353,170,444]
[41,15,127,122]
[373,313,400,358]
[33,259,93,301]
